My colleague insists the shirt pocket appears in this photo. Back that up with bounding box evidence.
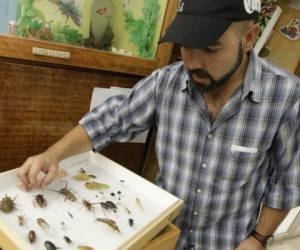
[215,146,258,186]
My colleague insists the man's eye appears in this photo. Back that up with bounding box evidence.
[205,47,219,53]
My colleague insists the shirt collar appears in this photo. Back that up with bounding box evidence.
[180,51,263,103]
[180,67,193,93]
[241,51,262,103]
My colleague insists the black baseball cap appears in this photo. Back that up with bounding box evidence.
[160,0,259,49]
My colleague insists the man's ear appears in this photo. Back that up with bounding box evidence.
[243,23,261,52]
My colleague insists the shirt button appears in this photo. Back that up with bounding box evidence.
[193,211,198,216]
[207,134,213,139]
[202,163,207,168]
[197,189,202,193]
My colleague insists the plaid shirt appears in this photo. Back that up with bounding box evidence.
[80,52,300,250]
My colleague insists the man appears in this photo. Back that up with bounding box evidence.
[17,0,300,249]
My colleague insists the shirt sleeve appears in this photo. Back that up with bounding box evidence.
[263,95,300,209]
[79,70,158,151]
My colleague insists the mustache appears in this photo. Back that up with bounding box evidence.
[187,68,211,79]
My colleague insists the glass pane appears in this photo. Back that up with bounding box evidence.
[0,0,18,34]
[3,0,168,59]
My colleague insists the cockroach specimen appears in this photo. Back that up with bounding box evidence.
[33,194,47,208]
[44,240,60,250]
[37,218,50,231]
[63,235,72,244]
[28,230,36,243]
[0,195,17,213]
[96,218,121,233]
[17,215,26,226]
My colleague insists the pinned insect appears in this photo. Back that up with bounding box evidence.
[68,212,73,218]
[17,215,26,226]
[136,197,144,211]
[85,181,110,190]
[63,235,72,244]
[28,230,36,243]
[33,194,47,208]
[82,199,98,212]
[44,240,60,250]
[78,246,95,250]
[0,195,17,213]
[100,201,118,212]
[128,218,134,227]
[48,182,77,202]
[96,218,121,233]
[73,172,90,181]
[37,218,50,231]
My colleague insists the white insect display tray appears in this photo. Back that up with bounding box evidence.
[0,152,183,250]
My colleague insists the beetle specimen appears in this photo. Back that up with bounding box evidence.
[63,235,72,244]
[33,194,47,208]
[28,230,36,243]
[79,168,86,173]
[37,218,50,231]
[0,195,17,213]
[68,211,73,218]
[44,240,60,250]
[78,246,95,250]
[96,218,120,233]
[128,218,134,227]
[17,215,26,226]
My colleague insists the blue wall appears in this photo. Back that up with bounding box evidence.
[0,0,17,34]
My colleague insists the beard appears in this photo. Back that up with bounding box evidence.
[187,42,244,93]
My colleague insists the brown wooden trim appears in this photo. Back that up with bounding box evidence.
[296,61,300,77]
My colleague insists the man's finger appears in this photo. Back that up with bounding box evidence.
[40,166,58,188]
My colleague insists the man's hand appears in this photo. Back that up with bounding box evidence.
[17,150,60,190]
[235,236,265,250]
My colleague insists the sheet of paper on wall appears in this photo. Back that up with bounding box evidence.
[90,87,149,143]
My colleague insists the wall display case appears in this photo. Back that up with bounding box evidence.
[0,0,177,76]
